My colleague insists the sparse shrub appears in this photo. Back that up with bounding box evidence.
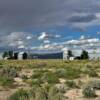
[34,62,47,68]
[14,66,22,71]
[0,64,3,69]
[28,87,36,99]
[31,71,43,79]
[8,89,29,100]
[55,68,66,78]
[55,84,67,93]
[48,86,66,100]
[35,87,47,100]
[0,67,18,78]
[65,68,80,79]
[88,70,98,77]
[55,67,81,79]
[8,85,66,100]
[9,68,18,78]
[49,92,65,100]
[76,80,83,88]
[0,62,3,65]
[86,64,93,68]
[48,86,59,97]
[41,72,59,84]
[81,67,98,77]
[66,80,77,88]
[82,86,96,98]
[0,76,14,87]
[81,66,89,73]
[21,75,28,81]
[87,80,100,90]
[31,85,65,100]
[27,64,34,68]
[31,79,43,86]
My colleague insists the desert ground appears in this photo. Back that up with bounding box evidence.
[0,60,100,100]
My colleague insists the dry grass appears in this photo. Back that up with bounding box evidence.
[0,59,100,100]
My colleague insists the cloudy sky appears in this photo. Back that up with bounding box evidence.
[0,0,100,52]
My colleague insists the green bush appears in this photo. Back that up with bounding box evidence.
[41,72,59,84]
[87,80,100,90]
[55,84,67,93]
[27,64,34,69]
[82,86,96,98]
[48,86,66,100]
[55,67,81,79]
[30,79,43,86]
[0,67,18,78]
[65,68,80,79]
[35,87,47,100]
[81,67,98,77]
[8,85,66,100]
[55,68,66,78]
[28,87,36,99]
[33,62,47,68]
[0,76,14,87]
[9,68,18,78]
[48,86,59,97]
[66,80,77,88]
[31,70,43,79]
[49,92,65,100]
[8,89,29,100]
[21,75,28,81]
[88,70,98,77]
[0,64,3,69]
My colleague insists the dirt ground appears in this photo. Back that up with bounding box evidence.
[0,89,17,100]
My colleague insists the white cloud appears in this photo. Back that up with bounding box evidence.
[26,36,32,40]
[35,35,100,51]
[38,32,47,40]
[95,13,100,19]
[17,45,25,49]
[64,36,99,46]
[43,44,50,49]
[0,31,100,53]
[0,32,34,49]
[17,40,24,45]
[43,40,50,44]
[55,34,61,38]
[97,32,100,35]
[38,32,61,40]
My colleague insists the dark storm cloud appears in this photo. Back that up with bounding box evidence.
[0,0,100,49]
[0,0,65,33]
[68,14,97,23]
[0,0,99,34]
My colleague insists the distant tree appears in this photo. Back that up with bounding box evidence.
[81,50,89,60]
[2,51,14,59]
[67,50,73,57]
[2,51,9,58]
[23,52,27,59]
[75,56,81,60]
[8,51,13,59]
[14,53,18,59]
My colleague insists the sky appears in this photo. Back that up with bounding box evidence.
[0,0,100,52]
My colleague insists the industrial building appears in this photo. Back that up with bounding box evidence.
[62,35,100,60]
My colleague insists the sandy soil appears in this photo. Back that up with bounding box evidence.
[0,89,17,100]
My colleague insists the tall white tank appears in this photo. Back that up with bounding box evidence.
[62,48,69,60]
